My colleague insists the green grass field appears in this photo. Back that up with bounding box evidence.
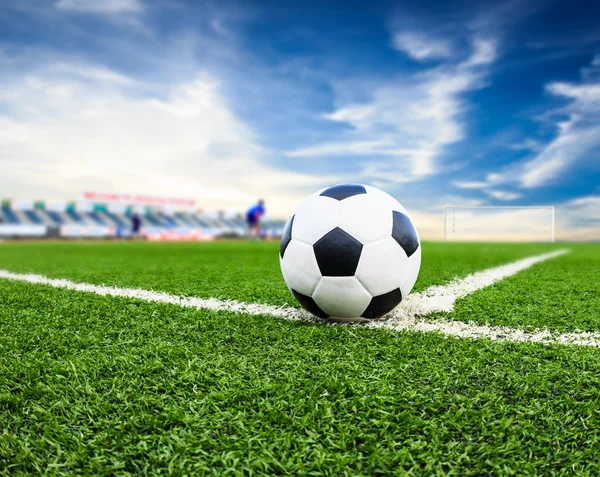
[0,241,599,475]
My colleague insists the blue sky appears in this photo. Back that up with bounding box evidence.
[0,0,598,239]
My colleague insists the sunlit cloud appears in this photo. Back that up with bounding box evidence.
[518,73,600,187]
[392,32,453,61]
[457,55,600,192]
[0,59,329,216]
[286,36,498,185]
[55,0,143,15]
[452,181,522,201]
[484,190,523,201]
[452,181,490,190]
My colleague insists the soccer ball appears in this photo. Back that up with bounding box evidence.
[279,184,421,322]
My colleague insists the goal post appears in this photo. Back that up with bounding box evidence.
[443,206,555,242]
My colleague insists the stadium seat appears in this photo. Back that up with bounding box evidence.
[158,213,177,227]
[45,210,65,225]
[174,213,194,226]
[0,207,20,224]
[103,211,128,228]
[143,213,162,226]
[24,210,44,225]
[66,210,85,223]
[87,212,107,226]
[187,214,205,227]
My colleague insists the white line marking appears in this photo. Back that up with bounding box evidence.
[0,269,312,321]
[375,318,600,347]
[0,249,595,347]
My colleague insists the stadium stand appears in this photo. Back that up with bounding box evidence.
[190,214,212,228]
[102,211,128,228]
[13,210,36,225]
[25,210,43,224]
[143,212,163,227]
[88,211,107,226]
[53,210,80,225]
[174,212,194,226]
[0,199,286,240]
[43,210,65,225]
[1,207,19,224]
[157,212,177,227]
[66,210,85,223]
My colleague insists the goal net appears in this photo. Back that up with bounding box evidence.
[444,206,555,242]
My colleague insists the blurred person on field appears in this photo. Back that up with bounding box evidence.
[131,212,142,239]
[246,199,265,239]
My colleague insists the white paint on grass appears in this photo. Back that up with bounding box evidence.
[382,319,600,347]
[0,248,596,347]
[364,249,600,347]
[0,269,313,322]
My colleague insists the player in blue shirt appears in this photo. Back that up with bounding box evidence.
[131,212,142,238]
[246,199,265,238]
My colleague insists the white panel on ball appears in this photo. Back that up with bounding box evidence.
[338,193,393,244]
[291,194,341,245]
[279,240,322,296]
[364,185,409,215]
[399,245,421,298]
[312,276,372,318]
[355,237,409,296]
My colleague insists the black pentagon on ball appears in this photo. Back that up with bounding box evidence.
[392,210,419,258]
[280,214,295,258]
[313,227,363,277]
[292,289,329,319]
[362,288,403,319]
[319,184,367,201]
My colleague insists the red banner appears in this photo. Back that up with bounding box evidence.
[82,192,195,208]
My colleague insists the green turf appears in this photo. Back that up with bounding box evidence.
[1,279,600,476]
[438,244,600,332]
[0,241,563,307]
[0,240,599,475]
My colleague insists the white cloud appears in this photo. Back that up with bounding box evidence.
[546,81,600,102]
[508,138,542,151]
[452,181,521,200]
[0,61,328,217]
[55,0,143,14]
[392,32,452,61]
[592,55,600,66]
[451,172,503,193]
[285,140,396,158]
[521,122,600,188]
[452,181,489,189]
[519,77,600,188]
[56,63,138,85]
[286,37,497,185]
[461,38,497,67]
[565,195,600,211]
[484,190,522,201]
[462,56,600,191]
